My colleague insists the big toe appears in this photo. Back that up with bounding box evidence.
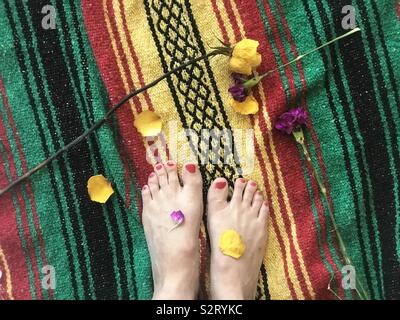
[181,162,202,192]
[207,178,229,213]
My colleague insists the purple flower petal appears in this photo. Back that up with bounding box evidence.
[170,210,184,225]
[275,107,309,134]
[228,83,247,102]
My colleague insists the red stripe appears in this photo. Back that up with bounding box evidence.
[210,0,230,44]
[0,78,52,299]
[198,230,209,298]
[119,0,154,112]
[222,0,242,41]
[252,130,298,298]
[250,0,336,299]
[0,105,33,300]
[106,0,141,114]
[397,0,400,18]
[232,0,312,299]
[82,1,153,196]
[274,0,343,298]
[212,0,297,298]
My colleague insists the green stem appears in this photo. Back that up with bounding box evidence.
[262,28,360,79]
[293,128,368,300]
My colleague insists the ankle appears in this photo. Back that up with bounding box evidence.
[153,277,198,300]
[211,286,245,300]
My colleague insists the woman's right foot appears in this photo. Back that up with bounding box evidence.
[141,161,203,300]
[207,178,269,300]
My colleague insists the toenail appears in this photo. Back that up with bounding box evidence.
[149,172,155,178]
[250,181,257,187]
[142,185,148,191]
[239,178,246,183]
[167,161,175,167]
[215,181,226,189]
[185,164,196,173]
[155,164,163,170]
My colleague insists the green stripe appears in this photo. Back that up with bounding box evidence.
[7,0,84,299]
[259,0,345,292]
[363,0,400,261]
[59,0,139,298]
[309,0,383,298]
[101,207,122,299]
[256,0,291,104]
[50,0,100,298]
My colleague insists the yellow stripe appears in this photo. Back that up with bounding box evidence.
[104,0,169,165]
[0,246,14,300]
[254,87,305,299]
[190,0,294,299]
[230,1,316,298]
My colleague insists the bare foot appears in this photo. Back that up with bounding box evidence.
[207,178,269,300]
[141,161,203,300]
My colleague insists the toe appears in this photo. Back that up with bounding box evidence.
[258,201,270,220]
[154,163,168,187]
[141,184,152,202]
[243,180,258,205]
[231,178,247,202]
[251,190,264,213]
[181,162,202,191]
[207,177,229,213]
[148,171,159,196]
[165,160,180,189]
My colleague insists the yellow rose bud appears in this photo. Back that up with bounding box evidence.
[231,95,259,115]
[229,39,262,75]
[229,56,252,76]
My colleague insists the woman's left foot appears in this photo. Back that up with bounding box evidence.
[207,178,269,300]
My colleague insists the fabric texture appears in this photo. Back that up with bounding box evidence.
[0,0,399,300]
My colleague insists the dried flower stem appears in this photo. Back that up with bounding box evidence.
[244,28,361,88]
[0,49,228,197]
[293,128,368,300]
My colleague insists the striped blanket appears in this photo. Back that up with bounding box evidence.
[0,0,399,300]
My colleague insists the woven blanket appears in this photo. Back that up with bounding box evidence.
[0,0,399,300]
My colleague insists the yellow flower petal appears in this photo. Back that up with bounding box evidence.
[231,95,259,115]
[87,175,114,204]
[232,39,261,68]
[219,229,246,259]
[233,39,259,57]
[248,52,262,68]
[134,110,162,137]
[229,56,252,75]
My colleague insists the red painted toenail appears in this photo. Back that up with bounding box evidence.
[155,164,163,170]
[167,161,175,166]
[239,178,246,183]
[250,181,257,187]
[215,181,226,189]
[185,164,196,173]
